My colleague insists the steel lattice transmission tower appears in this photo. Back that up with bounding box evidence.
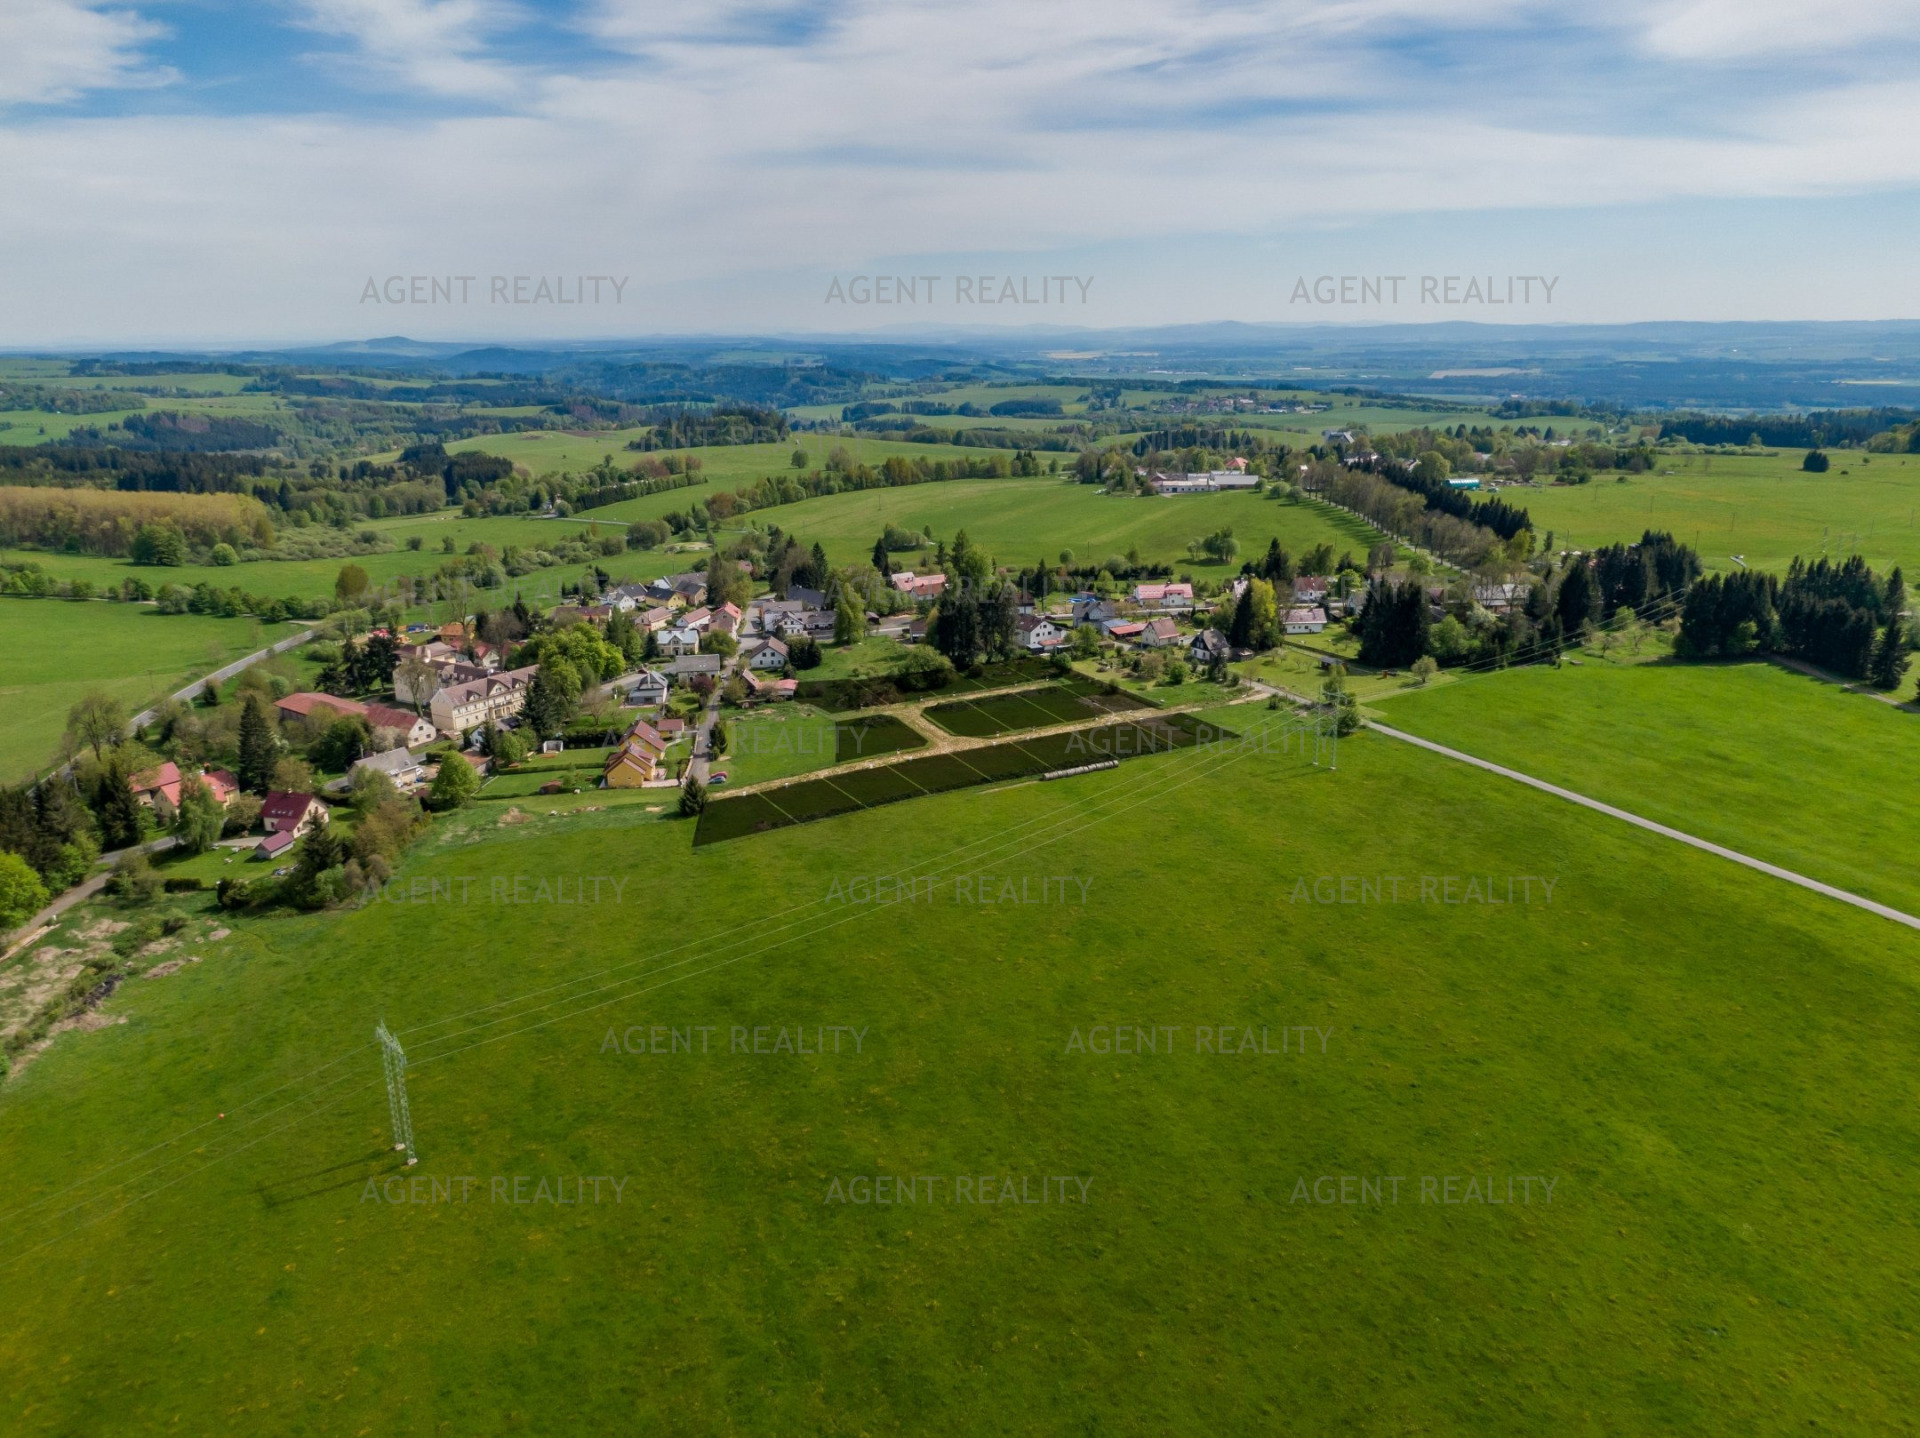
[376,1023,417,1165]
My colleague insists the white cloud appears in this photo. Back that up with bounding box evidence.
[1635,0,1920,60]
[4,0,1920,338]
[291,0,526,99]
[0,0,170,107]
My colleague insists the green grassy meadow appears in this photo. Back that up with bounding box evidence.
[2,717,1919,1430]
[0,600,294,781]
[696,478,1382,574]
[1517,451,1920,577]
[0,510,676,610]
[1372,656,1920,918]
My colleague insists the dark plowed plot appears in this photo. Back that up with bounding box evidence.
[795,656,1057,713]
[834,713,926,762]
[924,683,1154,738]
[694,713,1223,845]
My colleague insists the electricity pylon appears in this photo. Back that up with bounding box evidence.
[376,1022,417,1165]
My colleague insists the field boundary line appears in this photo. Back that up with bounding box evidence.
[1367,720,1920,932]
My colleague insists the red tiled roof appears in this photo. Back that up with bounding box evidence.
[261,790,320,822]
[276,693,368,720]
[364,703,426,733]
[131,761,182,801]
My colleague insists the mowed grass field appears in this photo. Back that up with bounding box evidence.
[2,720,1918,1430]
[1372,656,1920,918]
[699,477,1382,573]
[0,601,294,781]
[1518,451,1920,577]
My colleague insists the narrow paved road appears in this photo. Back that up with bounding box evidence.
[1,836,180,959]
[686,653,745,786]
[128,622,317,730]
[1367,719,1920,932]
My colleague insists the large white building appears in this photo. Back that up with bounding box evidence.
[428,665,538,736]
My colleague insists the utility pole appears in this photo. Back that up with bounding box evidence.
[376,1023,417,1165]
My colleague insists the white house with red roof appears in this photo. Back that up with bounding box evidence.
[261,791,328,836]
[1131,581,1195,611]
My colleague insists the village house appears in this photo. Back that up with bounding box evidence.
[397,639,458,667]
[888,571,947,599]
[626,668,670,707]
[1472,582,1530,614]
[130,762,239,808]
[428,665,538,737]
[680,606,713,632]
[1283,606,1329,635]
[1103,619,1147,643]
[742,672,800,703]
[1072,595,1118,626]
[603,719,671,788]
[670,574,708,607]
[363,703,438,749]
[709,602,743,639]
[1132,581,1195,612]
[261,790,328,837]
[637,605,673,633]
[658,625,701,657]
[744,637,790,671]
[1189,629,1232,668]
[1292,576,1330,603]
[1015,615,1065,651]
[351,747,427,789]
[603,583,648,612]
[661,653,724,684]
[1137,616,1182,648]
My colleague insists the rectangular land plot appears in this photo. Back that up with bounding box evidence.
[834,713,927,762]
[923,683,1157,737]
[694,712,1220,844]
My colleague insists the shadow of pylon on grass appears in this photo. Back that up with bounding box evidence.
[255,1147,396,1209]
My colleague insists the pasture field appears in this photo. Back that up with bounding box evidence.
[700,477,1382,574]
[0,510,676,610]
[1372,655,1920,919]
[2,717,1918,1431]
[439,434,1001,515]
[0,600,294,781]
[0,391,299,447]
[1516,450,1920,578]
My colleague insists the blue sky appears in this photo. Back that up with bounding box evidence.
[3,0,1920,344]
